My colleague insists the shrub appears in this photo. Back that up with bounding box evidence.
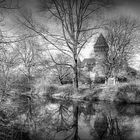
[61,79,73,85]
[62,85,74,95]
[94,77,105,84]
[11,75,35,93]
[45,85,58,97]
[0,124,31,140]
[117,76,128,83]
[115,84,140,103]
[58,85,74,97]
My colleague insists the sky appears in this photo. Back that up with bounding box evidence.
[1,0,140,69]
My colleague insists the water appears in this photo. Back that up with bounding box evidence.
[30,99,140,140]
[1,98,140,140]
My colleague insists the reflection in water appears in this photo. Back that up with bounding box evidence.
[92,113,132,140]
[1,98,140,140]
[62,102,79,140]
[43,100,138,140]
[116,103,140,116]
[52,101,139,140]
[33,101,140,140]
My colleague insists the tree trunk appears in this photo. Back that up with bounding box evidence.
[73,57,79,93]
[58,76,63,85]
[73,102,79,140]
[27,67,31,80]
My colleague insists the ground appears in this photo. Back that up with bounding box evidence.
[52,79,140,104]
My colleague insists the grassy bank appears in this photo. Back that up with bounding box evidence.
[38,80,140,104]
[96,82,140,104]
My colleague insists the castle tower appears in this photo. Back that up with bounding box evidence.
[93,34,109,77]
[94,33,109,61]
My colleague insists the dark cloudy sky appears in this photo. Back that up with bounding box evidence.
[1,0,140,69]
[2,0,140,29]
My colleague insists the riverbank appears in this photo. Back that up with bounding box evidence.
[51,81,140,104]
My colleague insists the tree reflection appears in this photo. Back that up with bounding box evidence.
[78,101,96,122]
[55,103,72,132]
[116,103,140,117]
[64,101,80,140]
[38,101,74,139]
[90,112,133,140]
[1,96,137,140]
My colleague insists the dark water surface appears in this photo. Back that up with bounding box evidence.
[2,98,140,140]
[34,99,140,140]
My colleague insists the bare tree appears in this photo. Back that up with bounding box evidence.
[0,44,18,97]
[103,16,139,78]
[52,53,73,85]
[17,0,112,92]
[15,38,42,80]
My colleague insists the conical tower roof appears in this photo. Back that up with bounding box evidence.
[94,34,109,52]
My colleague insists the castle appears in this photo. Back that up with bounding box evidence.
[81,34,137,84]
